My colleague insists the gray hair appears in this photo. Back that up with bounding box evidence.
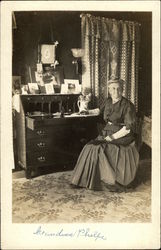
[108,79,124,90]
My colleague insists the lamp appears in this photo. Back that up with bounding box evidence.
[71,48,84,58]
[71,48,84,75]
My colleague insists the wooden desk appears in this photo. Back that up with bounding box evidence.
[16,94,99,178]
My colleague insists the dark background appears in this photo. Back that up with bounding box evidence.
[13,11,152,116]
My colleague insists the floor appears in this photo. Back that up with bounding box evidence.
[12,150,151,223]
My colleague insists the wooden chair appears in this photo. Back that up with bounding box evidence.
[135,114,144,152]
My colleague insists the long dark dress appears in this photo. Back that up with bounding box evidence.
[71,97,139,190]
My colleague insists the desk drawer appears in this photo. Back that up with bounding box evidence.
[26,126,67,139]
[27,150,75,167]
[26,138,55,152]
[27,151,59,167]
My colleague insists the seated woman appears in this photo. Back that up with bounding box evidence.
[71,79,139,191]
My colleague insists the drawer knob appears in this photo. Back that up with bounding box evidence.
[37,156,46,162]
[37,142,46,148]
[37,130,45,136]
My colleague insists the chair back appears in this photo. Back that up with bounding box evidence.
[135,114,143,151]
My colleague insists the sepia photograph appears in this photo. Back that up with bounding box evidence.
[11,8,152,224]
[1,1,160,249]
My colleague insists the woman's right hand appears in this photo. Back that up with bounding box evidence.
[96,135,105,141]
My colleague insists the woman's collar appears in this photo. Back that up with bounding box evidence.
[111,96,122,104]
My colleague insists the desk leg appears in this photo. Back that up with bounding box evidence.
[25,166,38,179]
[25,168,32,179]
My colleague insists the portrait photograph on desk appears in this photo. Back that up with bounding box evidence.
[1,1,160,250]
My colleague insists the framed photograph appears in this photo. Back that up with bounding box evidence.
[60,83,68,94]
[44,83,55,94]
[12,76,21,94]
[41,44,56,64]
[36,63,43,73]
[64,79,81,94]
[35,71,43,83]
[28,83,39,94]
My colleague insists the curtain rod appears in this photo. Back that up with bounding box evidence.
[80,13,141,26]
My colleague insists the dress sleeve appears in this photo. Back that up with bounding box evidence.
[123,102,136,132]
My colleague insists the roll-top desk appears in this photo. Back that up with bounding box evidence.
[16,94,99,178]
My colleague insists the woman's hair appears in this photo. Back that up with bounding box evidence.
[108,78,124,91]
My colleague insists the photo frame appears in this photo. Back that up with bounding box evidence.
[35,71,43,83]
[44,83,55,94]
[64,79,81,94]
[12,76,21,94]
[28,83,39,94]
[60,83,68,94]
[41,44,56,64]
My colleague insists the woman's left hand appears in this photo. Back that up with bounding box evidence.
[105,136,113,142]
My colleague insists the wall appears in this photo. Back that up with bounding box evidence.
[13,11,82,83]
[13,11,152,115]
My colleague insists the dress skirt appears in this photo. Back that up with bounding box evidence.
[71,139,139,190]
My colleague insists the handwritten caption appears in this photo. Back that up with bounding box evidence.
[33,226,107,241]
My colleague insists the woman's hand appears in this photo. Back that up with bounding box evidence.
[105,135,113,142]
[96,135,105,141]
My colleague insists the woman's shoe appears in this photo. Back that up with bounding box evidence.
[70,183,82,189]
[104,183,126,193]
[115,182,134,193]
[114,182,127,192]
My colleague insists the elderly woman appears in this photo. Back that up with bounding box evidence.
[71,79,139,191]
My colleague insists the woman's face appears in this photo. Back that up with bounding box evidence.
[108,82,123,100]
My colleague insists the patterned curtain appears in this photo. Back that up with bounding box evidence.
[81,14,140,111]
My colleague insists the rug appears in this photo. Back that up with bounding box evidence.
[12,159,151,223]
